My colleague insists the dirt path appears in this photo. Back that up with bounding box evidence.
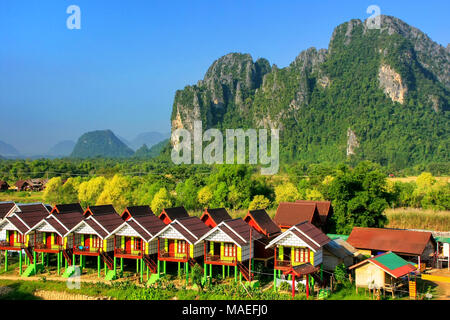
[427,269,450,300]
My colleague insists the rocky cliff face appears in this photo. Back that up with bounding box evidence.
[170,15,449,167]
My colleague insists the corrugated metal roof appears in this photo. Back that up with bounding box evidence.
[347,227,435,256]
[349,252,417,278]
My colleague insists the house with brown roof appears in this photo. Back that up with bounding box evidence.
[108,206,166,282]
[200,208,232,228]
[65,205,125,279]
[0,203,50,275]
[15,180,30,191]
[347,227,437,270]
[0,181,9,191]
[25,203,85,275]
[265,221,331,294]
[296,200,333,232]
[273,202,322,232]
[159,206,190,225]
[150,216,210,284]
[196,218,264,283]
[243,209,281,265]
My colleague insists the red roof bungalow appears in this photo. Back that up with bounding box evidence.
[243,209,281,265]
[25,203,85,274]
[0,201,18,222]
[159,206,189,225]
[265,221,331,293]
[196,218,264,283]
[347,227,436,270]
[150,216,210,283]
[109,206,166,281]
[273,202,322,232]
[200,208,232,228]
[0,203,50,274]
[65,205,125,278]
[296,200,333,232]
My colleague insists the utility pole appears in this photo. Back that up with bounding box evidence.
[249,226,252,282]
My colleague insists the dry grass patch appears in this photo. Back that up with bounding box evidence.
[385,208,450,231]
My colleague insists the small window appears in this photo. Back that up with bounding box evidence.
[224,243,235,257]
[294,248,309,263]
[134,238,142,250]
[177,240,187,254]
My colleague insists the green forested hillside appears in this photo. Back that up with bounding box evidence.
[71,130,134,158]
[171,15,449,170]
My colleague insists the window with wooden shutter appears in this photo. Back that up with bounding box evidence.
[134,238,142,250]
[224,243,235,257]
[177,240,186,254]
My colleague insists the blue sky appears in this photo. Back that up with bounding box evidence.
[0,0,448,154]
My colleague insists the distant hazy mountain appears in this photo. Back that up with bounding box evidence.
[71,130,135,158]
[117,135,133,149]
[47,140,76,157]
[130,132,169,150]
[0,140,20,158]
[134,139,169,158]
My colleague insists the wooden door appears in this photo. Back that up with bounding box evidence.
[125,237,132,253]
[84,236,90,248]
[9,231,15,245]
[46,234,53,249]
[168,240,175,255]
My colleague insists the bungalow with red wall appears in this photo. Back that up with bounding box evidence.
[296,200,333,232]
[0,203,50,275]
[200,208,232,229]
[196,218,264,284]
[65,205,124,279]
[150,216,210,284]
[265,221,331,298]
[158,206,190,225]
[25,203,84,276]
[110,206,166,282]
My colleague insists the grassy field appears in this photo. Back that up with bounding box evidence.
[0,191,43,204]
[385,208,450,231]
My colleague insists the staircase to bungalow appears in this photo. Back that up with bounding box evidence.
[62,248,73,265]
[22,263,44,277]
[100,252,117,281]
[237,262,253,282]
[24,247,34,264]
[188,258,203,272]
[143,255,158,273]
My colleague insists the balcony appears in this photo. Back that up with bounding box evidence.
[0,240,24,251]
[274,259,292,269]
[34,242,62,252]
[114,248,143,259]
[204,254,237,266]
[158,249,188,262]
[73,245,101,256]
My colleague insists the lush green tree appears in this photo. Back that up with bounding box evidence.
[275,182,299,204]
[96,174,131,210]
[78,176,107,207]
[42,177,63,205]
[328,161,389,234]
[248,195,271,210]
[151,188,172,214]
[198,186,213,208]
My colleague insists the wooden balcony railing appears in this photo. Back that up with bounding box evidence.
[158,249,187,260]
[0,240,24,250]
[34,242,62,251]
[73,245,101,255]
[114,248,143,257]
[274,259,292,268]
[204,254,236,265]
